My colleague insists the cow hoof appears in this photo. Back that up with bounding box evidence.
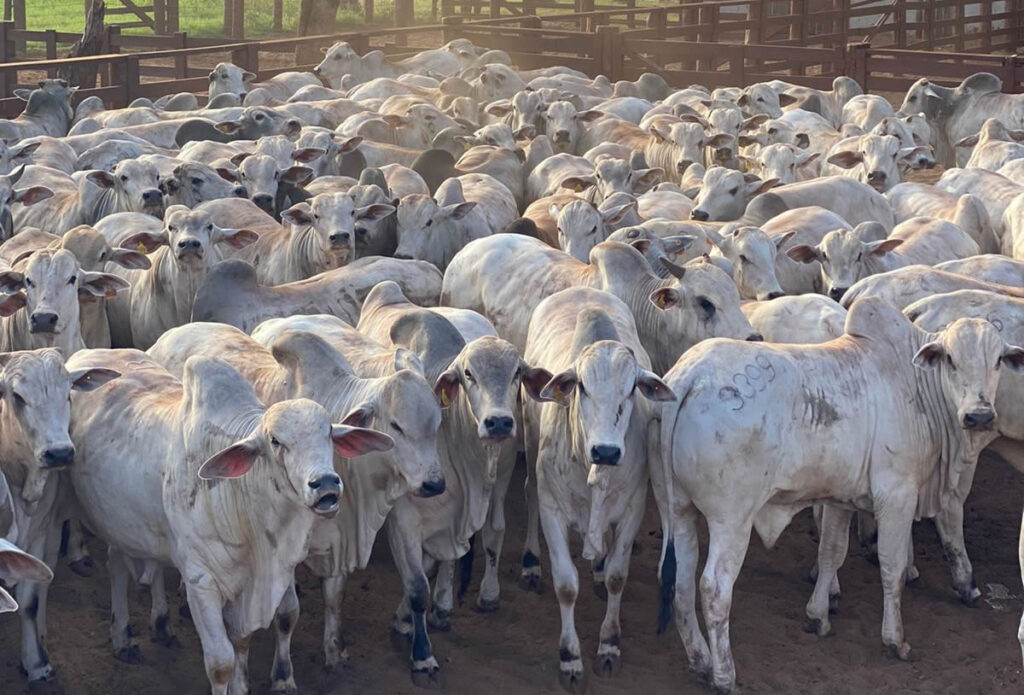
[270,676,298,695]
[474,597,500,613]
[427,609,451,632]
[178,603,192,621]
[558,665,585,694]
[804,616,831,636]
[886,642,912,661]
[905,565,920,584]
[594,652,620,678]
[410,661,441,689]
[593,582,608,601]
[828,593,841,615]
[150,633,179,647]
[958,585,981,606]
[518,572,544,594]
[68,557,95,577]
[114,645,142,664]
[24,663,56,683]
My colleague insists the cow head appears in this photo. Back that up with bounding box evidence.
[281,192,393,270]
[57,225,151,273]
[689,167,777,222]
[217,154,311,216]
[121,207,257,271]
[208,61,256,101]
[313,42,362,90]
[87,158,165,217]
[787,225,897,302]
[706,225,791,301]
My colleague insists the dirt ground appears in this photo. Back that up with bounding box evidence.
[0,448,1021,695]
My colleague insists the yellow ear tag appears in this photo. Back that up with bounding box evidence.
[440,389,450,407]
[654,293,668,309]
[574,183,584,193]
[553,389,567,405]
[136,242,147,254]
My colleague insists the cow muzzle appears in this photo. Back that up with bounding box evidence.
[676,159,694,174]
[417,476,446,498]
[828,287,848,302]
[482,414,515,440]
[308,473,342,517]
[865,172,887,191]
[175,238,204,261]
[961,408,996,431]
[142,189,165,217]
[589,444,621,466]
[690,209,710,221]
[251,194,275,212]
[29,312,59,334]
[41,446,74,469]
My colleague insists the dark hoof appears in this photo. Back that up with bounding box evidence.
[518,573,544,594]
[886,642,913,661]
[114,645,142,664]
[474,597,500,613]
[828,593,840,614]
[178,604,192,621]
[958,587,981,607]
[67,557,95,578]
[427,610,451,632]
[410,668,441,689]
[558,668,585,694]
[865,550,879,567]
[593,582,608,601]
[150,633,179,647]
[803,617,822,635]
[594,652,621,678]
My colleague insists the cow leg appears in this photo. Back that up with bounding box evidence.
[229,632,252,695]
[1018,507,1024,668]
[322,573,349,668]
[806,504,843,599]
[806,505,853,636]
[386,514,439,683]
[521,451,544,593]
[933,463,980,605]
[270,582,299,693]
[700,520,753,693]
[16,539,55,684]
[107,547,140,663]
[671,504,711,677]
[186,582,235,695]
[595,495,645,678]
[149,566,177,646]
[539,502,581,692]
[874,496,915,661]
[477,448,515,611]
[429,559,454,631]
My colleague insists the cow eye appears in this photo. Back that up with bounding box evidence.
[11,391,25,407]
[390,421,404,434]
[67,275,77,285]
[120,175,128,182]
[946,354,956,370]
[206,224,213,232]
[425,219,432,227]
[589,226,597,236]
[464,368,475,383]
[99,251,106,260]
[270,436,281,447]
[255,114,265,121]
[697,296,716,319]
[577,382,587,397]
[757,97,764,102]
[24,278,34,288]
[191,177,203,186]
[908,96,916,102]
[739,254,749,264]
[334,54,341,61]
[728,187,738,195]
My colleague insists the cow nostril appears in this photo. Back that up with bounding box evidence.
[484,415,515,437]
[142,189,163,202]
[766,291,784,300]
[308,473,340,490]
[590,445,621,465]
[329,233,350,245]
[828,287,847,302]
[420,478,446,497]
[963,411,995,429]
[42,446,74,469]
[690,209,709,221]
[232,186,248,198]
[746,333,764,342]
[29,312,58,333]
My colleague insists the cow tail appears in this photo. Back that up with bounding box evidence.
[657,538,676,635]
[457,533,476,603]
[656,376,692,635]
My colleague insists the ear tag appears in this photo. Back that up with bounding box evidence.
[440,389,451,407]
[136,242,147,254]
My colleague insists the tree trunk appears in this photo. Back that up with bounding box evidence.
[58,0,105,89]
[296,0,342,64]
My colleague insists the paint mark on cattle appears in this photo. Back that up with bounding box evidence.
[718,354,776,411]
[486,548,497,567]
[802,388,839,427]
[557,584,577,605]
[606,574,625,595]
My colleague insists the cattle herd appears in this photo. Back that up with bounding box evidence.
[0,35,1022,695]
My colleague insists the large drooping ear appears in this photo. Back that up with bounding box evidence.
[216,167,240,182]
[560,176,596,193]
[0,294,25,317]
[648,125,669,143]
[334,135,363,154]
[78,271,130,300]
[120,230,169,254]
[484,99,512,117]
[86,170,116,189]
[214,120,243,135]
[600,201,636,226]
[744,177,778,197]
[786,244,821,264]
[0,270,25,295]
[540,368,578,406]
[912,341,944,369]
[330,424,393,457]
[778,93,799,107]
[636,370,677,402]
[0,540,53,584]
[795,150,820,168]
[434,369,461,408]
[12,89,30,101]
[865,238,903,256]
[107,247,152,270]
[0,586,15,613]
[280,166,313,185]
[650,287,680,311]
[198,436,261,480]
[826,150,864,169]
[69,367,120,392]
[242,71,257,83]
[211,227,259,250]
[229,152,252,167]
[281,203,314,227]
[1000,345,1024,372]
[519,363,553,402]
[341,402,375,428]
[393,348,425,377]
[355,203,395,221]
[773,230,797,250]
[575,109,605,123]
[953,134,979,148]
[11,186,53,206]
[442,202,476,220]
[704,132,735,149]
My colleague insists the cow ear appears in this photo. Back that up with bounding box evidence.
[826,150,863,169]
[636,370,676,402]
[745,177,778,196]
[331,424,393,458]
[120,231,169,254]
[107,248,152,270]
[444,202,476,220]
[198,438,260,480]
[216,167,239,182]
[786,244,820,263]
[485,100,512,117]
[335,136,363,154]
[519,364,553,402]
[560,176,595,193]
[633,167,663,190]
[575,109,604,123]
[648,125,667,143]
[630,238,651,253]
[291,147,325,164]
[242,71,257,83]
[0,542,53,584]
[214,121,243,135]
[865,238,903,256]
[78,271,130,299]
[394,348,425,377]
[434,369,461,408]
[741,114,769,132]
[912,341,944,369]
[213,228,259,250]
[280,166,313,185]
[796,151,820,167]
[69,367,120,392]
[773,230,797,250]
[341,402,375,428]
[12,186,53,206]
[954,134,979,148]
[381,114,407,129]
[86,171,116,189]
[1000,345,1024,372]
[795,133,811,149]
[229,152,252,167]
[281,204,314,227]
[705,133,735,148]
[601,201,635,225]
[663,234,696,255]
[356,203,395,221]
[13,89,30,101]
[540,368,578,406]
[10,142,40,161]
[0,270,25,295]
[0,294,26,317]
[778,93,799,107]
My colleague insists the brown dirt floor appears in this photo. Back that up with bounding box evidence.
[0,449,1021,695]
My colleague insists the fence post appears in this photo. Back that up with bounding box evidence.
[231,0,245,39]
[123,55,140,106]
[173,31,187,78]
[12,0,22,55]
[924,2,934,49]
[0,22,11,97]
[395,0,414,27]
[441,15,462,44]
[647,7,666,37]
[168,0,180,33]
[845,42,869,90]
[45,30,57,77]
[596,24,620,82]
[154,0,166,34]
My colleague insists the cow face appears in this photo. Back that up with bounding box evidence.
[164,162,248,208]
[607,226,696,275]
[689,167,776,222]
[913,318,1024,432]
[898,78,944,120]
[87,158,165,217]
[208,62,255,100]
[313,42,361,90]
[787,228,899,303]
[343,370,446,498]
[281,193,393,270]
[747,144,818,184]
[218,154,311,216]
[709,225,790,301]
[827,134,914,192]
[544,101,603,154]
[394,194,476,268]
[738,84,784,118]
[121,207,257,271]
[199,398,392,518]
[0,165,53,240]
[551,199,632,262]
[214,107,302,142]
[59,225,150,272]
[471,64,524,102]
[0,349,118,503]
[542,341,673,470]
